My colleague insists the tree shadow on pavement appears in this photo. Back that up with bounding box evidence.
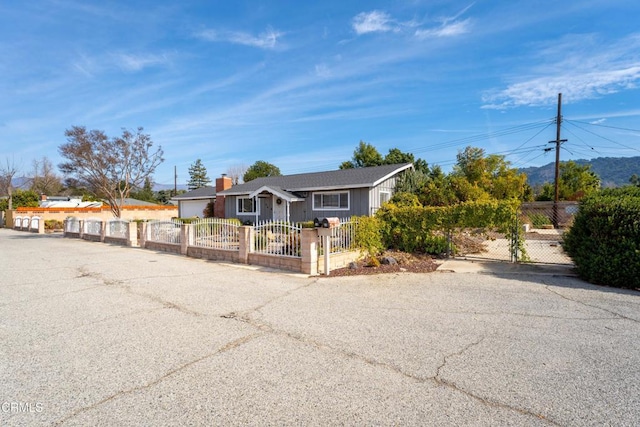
[439,258,640,296]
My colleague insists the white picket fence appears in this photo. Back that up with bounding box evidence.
[83,218,102,236]
[146,219,182,244]
[65,217,81,233]
[107,219,129,239]
[254,220,303,258]
[191,218,240,250]
[318,217,357,254]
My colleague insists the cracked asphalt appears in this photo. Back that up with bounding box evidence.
[1,229,639,426]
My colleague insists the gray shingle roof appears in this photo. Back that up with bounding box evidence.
[172,186,216,200]
[218,163,412,196]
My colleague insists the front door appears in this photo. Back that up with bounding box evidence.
[272,195,287,221]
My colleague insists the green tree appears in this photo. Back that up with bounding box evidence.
[630,174,640,187]
[536,161,601,201]
[451,146,528,201]
[59,126,164,218]
[154,189,172,204]
[131,177,156,203]
[413,158,430,175]
[384,148,414,165]
[340,141,384,169]
[0,189,39,211]
[454,146,486,184]
[419,166,457,206]
[394,169,428,195]
[187,159,211,191]
[243,160,281,182]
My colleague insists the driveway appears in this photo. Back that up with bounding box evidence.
[1,229,639,426]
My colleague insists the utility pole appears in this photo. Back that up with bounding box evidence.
[550,93,567,228]
[174,165,177,197]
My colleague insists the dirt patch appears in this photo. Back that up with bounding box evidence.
[326,250,440,277]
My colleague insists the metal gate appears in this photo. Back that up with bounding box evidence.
[450,202,577,265]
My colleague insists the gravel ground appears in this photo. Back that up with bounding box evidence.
[1,229,639,426]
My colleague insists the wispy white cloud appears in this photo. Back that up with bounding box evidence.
[353,6,472,39]
[483,66,640,109]
[415,3,474,39]
[314,64,331,78]
[590,118,606,125]
[196,27,283,49]
[113,52,171,72]
[414,19,471,38]
[482,34,640,109]
[352,10,395,35]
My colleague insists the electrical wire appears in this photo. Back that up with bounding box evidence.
[564,120,640,154]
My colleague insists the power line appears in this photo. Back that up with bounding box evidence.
[561,126,602,156]
[564,120,640,153]
[565,119,640,134]
[408,119,555,155]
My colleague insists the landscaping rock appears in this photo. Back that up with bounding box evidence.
[381,256,398,265]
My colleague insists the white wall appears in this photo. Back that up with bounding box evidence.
[179,200,209,218]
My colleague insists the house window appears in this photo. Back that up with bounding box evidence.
[313,191,349,210]
[379,191,390,205]
[237,197,258,214]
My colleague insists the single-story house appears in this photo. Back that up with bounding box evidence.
[172,175,233,218]
[217,163,413,223]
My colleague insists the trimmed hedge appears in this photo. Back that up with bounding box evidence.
[563,186,640,289]
[374,199,521,256]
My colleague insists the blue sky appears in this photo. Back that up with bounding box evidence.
[1,0,639,187]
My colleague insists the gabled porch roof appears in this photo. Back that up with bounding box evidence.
[248,185,305,202]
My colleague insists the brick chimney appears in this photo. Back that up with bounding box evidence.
[40,194,47,202]
[214,174,232,218]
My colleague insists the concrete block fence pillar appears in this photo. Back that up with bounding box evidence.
[138,222,147,248]
[180,223,191,255]
[239,226,254,264]
[127,221,138,247]
[301,228,319,275]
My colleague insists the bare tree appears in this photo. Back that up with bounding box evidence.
[226,164,248,185]
[0,158,20,210]
[31,156,63,196]
[59,126,164,217]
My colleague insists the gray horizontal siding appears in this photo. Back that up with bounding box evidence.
[225,187,375,222]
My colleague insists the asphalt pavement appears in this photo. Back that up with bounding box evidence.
[1,229,639,426]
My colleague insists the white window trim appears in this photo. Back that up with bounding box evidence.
[379,191,391,206]
[312,191,350,211]
[236,196,260,215]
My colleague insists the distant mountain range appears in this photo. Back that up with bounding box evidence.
[519,156,640,187]
[10,177,187,193]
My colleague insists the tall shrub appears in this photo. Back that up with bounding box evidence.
[375,199,521,256]
[353,216,385,257]
[563,187,640,289]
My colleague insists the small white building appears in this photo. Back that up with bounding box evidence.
[39,195,102,208]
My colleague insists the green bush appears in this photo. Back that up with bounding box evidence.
[0,189,40,211]
[45,219,64,230]
[375,199,520,256]
[353,216,385,257]
[529,213,551,228]
[563,187,640,289]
